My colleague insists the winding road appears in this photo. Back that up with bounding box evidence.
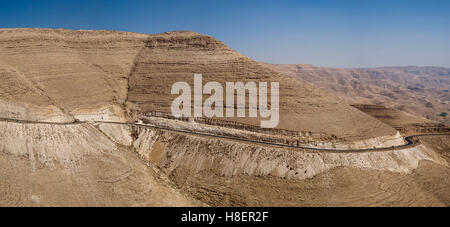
[1,117,449,152]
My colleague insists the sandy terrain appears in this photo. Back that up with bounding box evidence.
[0,28,448,207]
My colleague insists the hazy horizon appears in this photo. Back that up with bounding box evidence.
[1,0,449,68]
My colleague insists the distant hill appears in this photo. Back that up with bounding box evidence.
[265,64,450,125]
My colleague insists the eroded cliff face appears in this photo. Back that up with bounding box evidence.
[0,120,447,206]
[0,121,116,170]
[0,121,202,206]
[126,31,399,141]
[107,123,449,206]
[0,28,399,141]
[126,125,446,181]
[0,28,149,122]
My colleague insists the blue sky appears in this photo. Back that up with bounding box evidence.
[1,0,449,68]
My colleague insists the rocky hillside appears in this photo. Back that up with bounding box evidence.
[0,29,449,207]
[0,28,398,141]
[0,28,149,122]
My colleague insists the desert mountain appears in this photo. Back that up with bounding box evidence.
[0,28,397,141]
[0,29,449,206]
[266,64,450,125]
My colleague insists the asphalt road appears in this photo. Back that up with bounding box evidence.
[1,117,448,152]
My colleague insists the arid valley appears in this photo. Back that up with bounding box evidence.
[0,28,449,207]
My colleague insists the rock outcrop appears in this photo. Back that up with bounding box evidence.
[0,28,399,141]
